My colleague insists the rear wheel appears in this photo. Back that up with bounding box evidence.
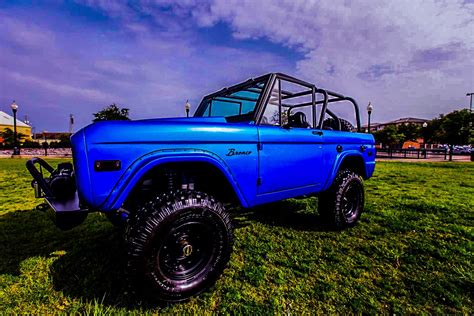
[318,169,364,229]
[126,190,233,302]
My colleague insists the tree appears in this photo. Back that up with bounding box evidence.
[397,123,421,142]
[373,123,422,147]
[435,109,473,146]
[58,134,72,148]
[270,109,288,125]
[93,104,130,122]
[373,125,405,148]
[0,128,27,148]
[431,109,474,161]
[421,119,442,144]
[22,139,41,148]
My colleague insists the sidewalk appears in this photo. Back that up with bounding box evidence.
[0,148,72,158]
[377,156,471,162]
[0,155,72,159]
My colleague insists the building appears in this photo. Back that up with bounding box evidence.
[402,140,422,149]
[0,110,32,142]
[34,132,72,144]
[362,117,429,132]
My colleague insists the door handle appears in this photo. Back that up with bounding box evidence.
[312,131,323,136]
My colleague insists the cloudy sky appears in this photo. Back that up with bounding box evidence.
[0,0,473,132]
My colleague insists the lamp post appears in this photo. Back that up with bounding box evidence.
[367,102,373,133]
[10,101,20,156]
[43,131,48,156]
[185,100,191,118]
[422,122,428,150]
[468,93,474,161]
[467,93,473,112]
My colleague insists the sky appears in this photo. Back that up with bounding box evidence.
[0,0,473,132]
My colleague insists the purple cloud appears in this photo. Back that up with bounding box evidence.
[358,64,396,81]
[0,0,473,132]
[411,43,462,71]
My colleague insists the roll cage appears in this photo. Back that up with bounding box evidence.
[194,73,361,132]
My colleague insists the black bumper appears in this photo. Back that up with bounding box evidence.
[26,157,88,230]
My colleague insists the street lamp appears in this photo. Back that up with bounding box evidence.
[10,100,20,156]
[43,130,48,156]
[367,102,373,133]
[467,93,473,112]
[185,100,191,118]
[422,122,428,150]
[467,93,474,161]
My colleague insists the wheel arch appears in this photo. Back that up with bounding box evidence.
[338,154,367,178]
[323,152,367,191]
[100,150,249,211]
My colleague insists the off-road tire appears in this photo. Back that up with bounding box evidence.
[322,118,354,132]
[126,190,234,302]
[318,169,364,229]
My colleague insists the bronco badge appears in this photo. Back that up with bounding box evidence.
[226,148,252,156]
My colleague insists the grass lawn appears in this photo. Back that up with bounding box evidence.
[0,159,472,314]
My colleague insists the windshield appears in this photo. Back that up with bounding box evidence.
[195,78,268,122]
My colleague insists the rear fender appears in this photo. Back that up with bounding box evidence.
[322,151,367,191]
[100,149,248,211]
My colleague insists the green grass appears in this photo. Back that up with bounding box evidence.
[0,159,473,314]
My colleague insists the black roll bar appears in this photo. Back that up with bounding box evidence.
[273,73,361,131]
[345,97,361,132]
[316,88,329,129]
[195,72,363,132]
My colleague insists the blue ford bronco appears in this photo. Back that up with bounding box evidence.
[27,73,375,302]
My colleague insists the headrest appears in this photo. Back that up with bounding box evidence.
[288,112,309,128]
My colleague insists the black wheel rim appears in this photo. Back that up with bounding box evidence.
[342,181,362,222]
[156,216,218,284]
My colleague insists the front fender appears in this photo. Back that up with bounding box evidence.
[99,149,249,211]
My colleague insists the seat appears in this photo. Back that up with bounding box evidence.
[286,111,311,128]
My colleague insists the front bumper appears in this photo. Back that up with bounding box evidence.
[26,157,88,230]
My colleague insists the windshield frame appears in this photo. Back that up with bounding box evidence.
[194,74,271,122]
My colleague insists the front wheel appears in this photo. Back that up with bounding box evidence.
[318,169,365,229]
[126,190,234,302]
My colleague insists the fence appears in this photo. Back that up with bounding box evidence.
[376,148,472,161]
[1,147,471,161]
[0,148,72,157]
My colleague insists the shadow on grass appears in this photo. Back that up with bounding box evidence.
[0,198,331,308]
[232,198,336,232]
[0,208,129,307]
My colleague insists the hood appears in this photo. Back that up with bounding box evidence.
[148,116,228,124]
[79,116,252,144]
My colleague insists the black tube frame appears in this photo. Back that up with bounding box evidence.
[195,72,361,132]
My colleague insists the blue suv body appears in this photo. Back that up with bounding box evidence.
[27,73,375,302]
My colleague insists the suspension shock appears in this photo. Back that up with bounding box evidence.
[165,170,176,191]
